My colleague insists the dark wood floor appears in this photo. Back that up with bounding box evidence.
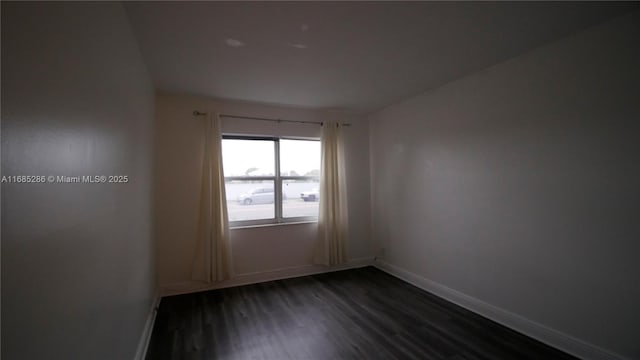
[146,267,576,360]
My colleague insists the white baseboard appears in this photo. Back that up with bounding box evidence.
[134,293,161,360]
[374,260,627,360]
[160,257,373,297]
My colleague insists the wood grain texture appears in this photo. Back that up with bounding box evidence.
[146,267,576,360]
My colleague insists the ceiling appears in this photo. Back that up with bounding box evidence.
[124,2,637,113]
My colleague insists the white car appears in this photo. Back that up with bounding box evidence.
[238,188,274,205]
[300,188,319,202]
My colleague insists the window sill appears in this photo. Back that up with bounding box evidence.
[230,220,318,230]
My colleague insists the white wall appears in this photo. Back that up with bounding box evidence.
[155,94,372,291]
[1,3,155,360]
[369,11,640,360]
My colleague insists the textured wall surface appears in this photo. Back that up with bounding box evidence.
[369,12,640,359]
[2,3,156,359]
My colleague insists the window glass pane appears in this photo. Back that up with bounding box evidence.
[280,139,321,177]
[222,139,275,177]
[282,180,320,218]
[226,180,274,221]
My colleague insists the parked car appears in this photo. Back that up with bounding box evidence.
[238,188,274,205]
[300,188,319,202]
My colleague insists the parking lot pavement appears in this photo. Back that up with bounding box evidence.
[227,199,318,221]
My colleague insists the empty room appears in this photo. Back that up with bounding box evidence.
[2,1,639,360]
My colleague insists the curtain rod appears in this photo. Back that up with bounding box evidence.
[193,111,351,126]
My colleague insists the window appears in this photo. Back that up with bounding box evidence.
[222,136,321,226]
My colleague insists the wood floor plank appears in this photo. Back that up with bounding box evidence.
[146,267,577,360]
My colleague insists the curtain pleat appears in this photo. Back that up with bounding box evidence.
[192,113,231,283]
[315,121,349,266]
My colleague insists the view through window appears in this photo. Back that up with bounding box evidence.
[222,136,321,225]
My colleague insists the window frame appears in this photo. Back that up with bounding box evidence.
[222,134,321,228]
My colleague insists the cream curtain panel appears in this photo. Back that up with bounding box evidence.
[192,113,231,283]
[315,121,349,266]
